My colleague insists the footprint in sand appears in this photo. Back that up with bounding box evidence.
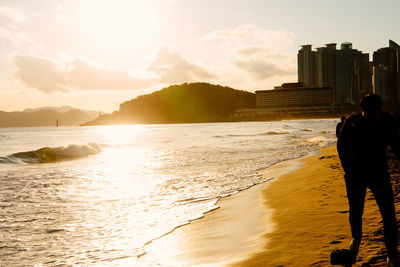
[319,155,335,160]
[337,210,349,214]
[329,164,341,169]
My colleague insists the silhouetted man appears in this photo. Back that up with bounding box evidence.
[337,94,400,266]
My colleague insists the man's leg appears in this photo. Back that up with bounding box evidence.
[345,174,367,241]
[369,175,398,259]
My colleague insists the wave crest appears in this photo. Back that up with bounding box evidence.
[218,131,290,138]
[5,143,102,164]
[300,136,330,146]
[266,131,290,135]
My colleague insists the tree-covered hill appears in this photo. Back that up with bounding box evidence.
[83,83,255,125]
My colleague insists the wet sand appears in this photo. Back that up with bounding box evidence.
[139,146,400,266]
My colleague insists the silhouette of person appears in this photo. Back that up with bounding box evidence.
[337,94,400,266]
[336,116,346,138]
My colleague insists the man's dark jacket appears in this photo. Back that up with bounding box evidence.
[337,112,400,176]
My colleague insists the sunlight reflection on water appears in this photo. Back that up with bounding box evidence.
[0,120,337,266]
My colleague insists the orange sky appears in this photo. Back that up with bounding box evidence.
[0,0,398,112]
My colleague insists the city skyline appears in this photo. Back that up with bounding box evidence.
[1,0,400,112]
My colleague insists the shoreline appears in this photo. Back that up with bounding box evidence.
[81,115,341,127]
[137,151,312,266]
[234,145,352,266]
[138,145,394,266]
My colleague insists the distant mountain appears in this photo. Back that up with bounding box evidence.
[83,82,255,125]
[0,108,98,127]
[23,106,74,113]
[23,106,98,117]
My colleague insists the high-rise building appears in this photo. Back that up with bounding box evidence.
[315,43,336,91]
[373,40,400,103]
[297,45,316,88]
[298,42,372,105]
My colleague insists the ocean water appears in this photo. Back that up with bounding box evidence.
[0,120,338,266]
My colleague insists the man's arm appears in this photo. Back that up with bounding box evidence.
[337,118,351,173]
[388,114,400,159]
[336,121,344,138]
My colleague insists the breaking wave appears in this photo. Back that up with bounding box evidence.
[266,131,290,135]
[215,131,290,138]
[299,135,331,147]
[1,143,103,164]
[301,128,313,132]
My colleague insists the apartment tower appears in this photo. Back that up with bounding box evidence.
[298,42,372,105]
[373,40,400,104]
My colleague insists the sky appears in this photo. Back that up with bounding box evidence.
[1,0,399,113]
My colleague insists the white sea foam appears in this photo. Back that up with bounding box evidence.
[53,142,102,157]
[300,135,331,146]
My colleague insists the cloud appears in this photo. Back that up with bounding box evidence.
[197,24,297,84]
[14,55,152,93]
[237,46,292,59]
[0,7,31,45]
[0,27,31,45]
[147,47,216,84]
[54,14,67,22]
[0,6,26,23]
[13,24,298,94]
[233,59,293,80]
[201,24,296,49]
[234,45,296,80]
[14,56,68,93]
[67,59,151,90]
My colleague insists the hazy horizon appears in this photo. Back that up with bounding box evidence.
[1,0,399,112]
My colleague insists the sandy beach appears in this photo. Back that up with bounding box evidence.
[139,145,400,266]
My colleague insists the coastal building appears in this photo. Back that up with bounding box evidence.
[256,83,333,114]
[372,40,400,104]
[273,82,303,90]
[298,42,372,105]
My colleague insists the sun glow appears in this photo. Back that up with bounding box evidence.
[79,0,157,52]
[99,125,145,146]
